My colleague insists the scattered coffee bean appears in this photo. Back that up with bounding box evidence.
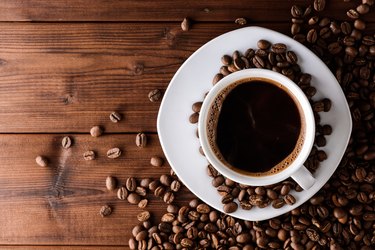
[189,112,199,124]
[127,193,141,205]
[170,180,181,192]
[83,150,95,160]
[137,211,151,222]
[35,155,48,167]
[90,126,103,137]
[109,112,121,123]
[150,156,164,167]
[347,9,360,19]
[313,0,326,12]
[61,136,72,149]
[138,199,148,209]
[223,202,238,213]
[235,17,247,25]
[106,176,117,190]
[148,89,162,102]
[135,132,147,148]
[126,177,137,192]
[100,205,112,217]
[163,191,175,204]
[291,5,303,18]
[117,186,128,200]
[181,17,190,31]
[107,147,121,159]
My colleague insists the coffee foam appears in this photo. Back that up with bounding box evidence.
[206,77,306,177]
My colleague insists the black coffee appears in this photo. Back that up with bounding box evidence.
[207,78,304,176]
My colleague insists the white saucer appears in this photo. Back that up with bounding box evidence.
[157,26,352,221]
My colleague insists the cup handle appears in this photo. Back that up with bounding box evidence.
[290,166,315,190]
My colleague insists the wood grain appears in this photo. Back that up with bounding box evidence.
[0,22,292,133]
[0,0,373,22]
[0,134,195,245]
[0,247,128,250]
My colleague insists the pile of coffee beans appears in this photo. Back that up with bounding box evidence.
[189,40,332,212]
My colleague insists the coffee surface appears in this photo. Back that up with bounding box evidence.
[215,79,302,175]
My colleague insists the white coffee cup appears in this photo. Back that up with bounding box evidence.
[198,68,316,190]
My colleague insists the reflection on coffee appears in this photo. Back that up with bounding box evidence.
[206,78,305,176]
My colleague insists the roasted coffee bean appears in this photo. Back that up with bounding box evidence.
[320,27,332,39]
[306,228,319,241]
[107,147,121,159]
[330,21,341,35]
[61,136,72,148]
[271,43,287,54]
[316,135,326,147]
[90,125,103,137]
[328,42,341,54]
[319,17,330,27]
[223,202,238,213]
[135,186,146,196]
[127,193,141,204]
[129,238,137,249]
[252,55,265,68]
[234,57,246,70]
[35,155,48,167]
[126,177,137,192]
[159,174,171,186]
[192,102,203,113]
[181,17,190,31]
[346,46,358,57]
[307,29,318,43]
[99,205,112,217]
[117,186,128,200]
[257,39,271,50]
[170,180,181,192]
[221,55,232,65]
[109,111,121,123]
[189,112,199,123]
[212,176,225,187]
[137,211,151,222]
[272,198,285,209]
[154,186,165,197]
[219,66,230,76]
[284,194,296,205]
[347,9,360,19]
[291,5,303,17]
[197,203,210,213]
[357,4,370,14]
[163,191,174,204]
[148,89,162,102]
[354,19,366,30]
[341,22,352,35]
[106,176,117,190]
[308,16,319,25]
[135,133,147,148]
[137,199,148,209]
[280,184,291,196]
[235,17,247,25]
[313,0,326,11]
[212,73,223,85]
[83,150,95,160]
[150,156,164,167]
[286,51,298,64]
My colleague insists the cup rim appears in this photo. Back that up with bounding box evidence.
[198,68,316,186]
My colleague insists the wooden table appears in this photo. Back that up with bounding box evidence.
[0,1,373,249]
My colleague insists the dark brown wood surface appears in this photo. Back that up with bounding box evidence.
[0,0,373,248]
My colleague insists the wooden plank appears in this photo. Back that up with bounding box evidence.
[0,247,128,250]
[0,0,373,22]
[0,22,292,133]
[0,134,195,245]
